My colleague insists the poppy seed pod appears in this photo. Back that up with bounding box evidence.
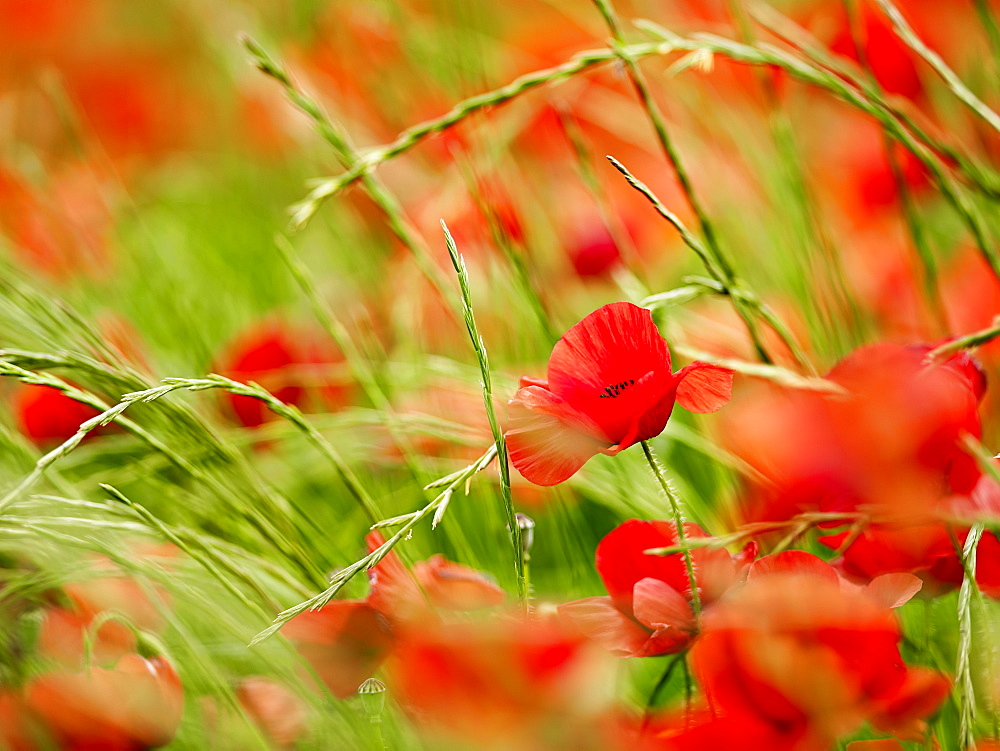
[358,677,387,720]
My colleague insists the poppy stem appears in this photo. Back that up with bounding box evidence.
[639,652,686,736]
[639,440,702,618]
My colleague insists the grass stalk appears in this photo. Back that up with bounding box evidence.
[590,0,776,365]
[606,157,815,372]
[442,220,527,606]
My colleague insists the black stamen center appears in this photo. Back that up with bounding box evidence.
[598,379,635,398]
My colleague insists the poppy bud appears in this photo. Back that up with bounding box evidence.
[358,677,387,721]
[516,513,535,558]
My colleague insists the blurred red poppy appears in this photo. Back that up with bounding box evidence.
[284,531,503,698]
[236,677,309,749]
[748,549,923,609]
[218,322,352,428]
[14,384,102,448]
[506,302,734,485]
[388,614,617,750]
[366,531,505,622]
[821,523,1000,599]
[25,653,183,750]
[283,600,395,700]
[828,6,924,102]
[728,343,985,526]
[560,520,750,657]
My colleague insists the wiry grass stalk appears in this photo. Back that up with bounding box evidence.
[0,364,377,584]
[591,0,777,366]
[442,220,527,607]
[273,234,479,564]
[453,158,558,343]
[645,511,866,556]
[280,43,673,222]
[640,440,701,618]
[958,522,985,750]
[840,0,947,333]
[734,8,1000,281]
[670,345,841,394]
[0,367,193,515]
[606,156,815,373]
[875,0,1000,134]
[0,348,324,576]
[243,36,461,322]
[190,374,382,525]
[746,5,1000,200]
[249,446,498,646]
[696,29,999,282]
[927,317,1000,360]
[101,484,274,620]
[976,0,1000,60]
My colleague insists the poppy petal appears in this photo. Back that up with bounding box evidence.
[595,520,721,613]
[283,601,395,698]
[747,550,839,584]
[366,531,423,619]
[865,573,923,609]
[414,556,506,611]
[558,596,651,657]
[505,386,609,486]
[674,362,734,414]
[546,302,671,404]
[631,578,696,633]
[870,666,951,741]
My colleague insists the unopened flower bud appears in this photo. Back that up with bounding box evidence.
[358,677,387,721]
[516,513,535,557]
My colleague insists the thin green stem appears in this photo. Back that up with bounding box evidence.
[591,0,775,365]
[273,235,479,563]
[927,317,1000,360]
[606,157,814,372]
[244,36,460,322]
[442,221,527,607]
[640,440,701,618]
[875,0,1000,134]
[640,652,686,735]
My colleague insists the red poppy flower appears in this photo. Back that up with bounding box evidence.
[366,534,506,622]
[568,222,623,278]
[236,677,309,748]
[820,523,1000,600]
[559,520,750,657]
[283,600,395,699]
[505,302,734,485]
